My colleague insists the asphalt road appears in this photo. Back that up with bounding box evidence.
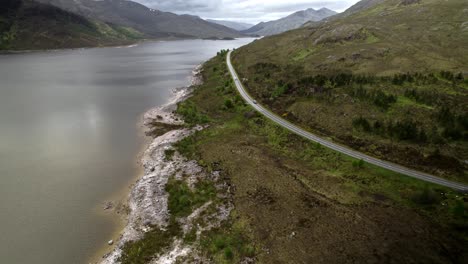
[227,51,468,192]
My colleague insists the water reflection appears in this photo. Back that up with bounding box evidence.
[0,38,255,264]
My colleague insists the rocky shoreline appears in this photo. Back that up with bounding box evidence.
[99,65,232,263]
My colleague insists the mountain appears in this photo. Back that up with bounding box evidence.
[206,19,253,31]
[232,0,468,182]
[36,0,244,39]
[303,0,385,27]
[0,0,143,50]
[243,8,337,36]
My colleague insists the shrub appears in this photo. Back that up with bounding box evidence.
[352,117,372,132]
[224,99,234,109]
[412,188,440,205]
[166,177,217,218]
[352,159,365,169]
[176,100,210,125]
[164,148,176,161]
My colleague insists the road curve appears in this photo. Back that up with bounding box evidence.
[226,51,468,192]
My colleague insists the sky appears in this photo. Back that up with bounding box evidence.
[134,0,361,24]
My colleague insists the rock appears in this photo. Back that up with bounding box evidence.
[290,231,297,238]
[108,240,114,246]
[103,201,114,210]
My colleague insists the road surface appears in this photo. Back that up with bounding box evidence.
[226,51,468,192]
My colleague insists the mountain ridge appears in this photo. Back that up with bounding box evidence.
[36,0,245,39]
[0,0,144,50]
[206,19,253,31]
[243,7,337,36]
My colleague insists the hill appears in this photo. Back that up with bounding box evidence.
[232,0,468,182]
[0,0,143,50]
[37,0,244,39]
[243,8,337,36]
[303,0,386,27]
[206,19,253,31]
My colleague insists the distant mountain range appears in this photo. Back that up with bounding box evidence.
[0,0,340,50]
[243,8,337,36]
[36,0,244,39]
[206,19,254,31]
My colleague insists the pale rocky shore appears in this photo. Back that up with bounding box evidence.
[99,66,232,264]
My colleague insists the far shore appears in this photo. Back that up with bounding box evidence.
[0,36,246,55]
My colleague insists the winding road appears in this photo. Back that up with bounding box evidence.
[226,51,468,192]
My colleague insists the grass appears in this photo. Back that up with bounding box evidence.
[200,220,256,263]
[229,0,468,184]
[166,177,217,218]
[119,219,181,264]
[170,54,468,262]
[292,48,315,61]
[119,174,218,263]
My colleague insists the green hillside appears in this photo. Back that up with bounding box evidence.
[0,0,144,51]
[232,0,468,182]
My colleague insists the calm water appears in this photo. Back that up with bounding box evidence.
[0,39,254,264]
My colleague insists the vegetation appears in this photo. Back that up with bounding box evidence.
[0,0,144,51]
[119,219,181,264]
[167,54,467,263]
[232,0,468,182]
[200,222,256,263]
[166,177,217,218]
[124,0,468,262]
[119,176,218,263]
[164,148,176,161]
[176,100,210,126]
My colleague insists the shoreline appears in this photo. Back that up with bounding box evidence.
[0,37,243,55]
[93,65,204,264]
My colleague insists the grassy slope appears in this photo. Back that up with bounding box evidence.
[232,0,468,182]
[168,54,467,263]
[0,0,144,51]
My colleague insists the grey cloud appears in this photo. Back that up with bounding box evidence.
[133,0,359,24]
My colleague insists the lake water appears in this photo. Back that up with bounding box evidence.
[0,39,254,264]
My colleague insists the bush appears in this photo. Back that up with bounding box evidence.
[352,159,365,169]
[166,177,217,218]
[119,219,181,264]
[412,188,440,205]
[176,100,210,125]
[353,117,372,132]
[224,99,234,109]
[217,49,229,57]
[164,148,175,161]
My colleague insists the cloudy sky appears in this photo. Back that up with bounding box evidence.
[134,0,361,24]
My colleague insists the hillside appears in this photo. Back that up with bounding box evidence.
[232,0,468,183]
[0,0,143,50]
[303,0,386,27]
[206,19,253,31]
[37,0,244,39]
[243,8,337,36]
